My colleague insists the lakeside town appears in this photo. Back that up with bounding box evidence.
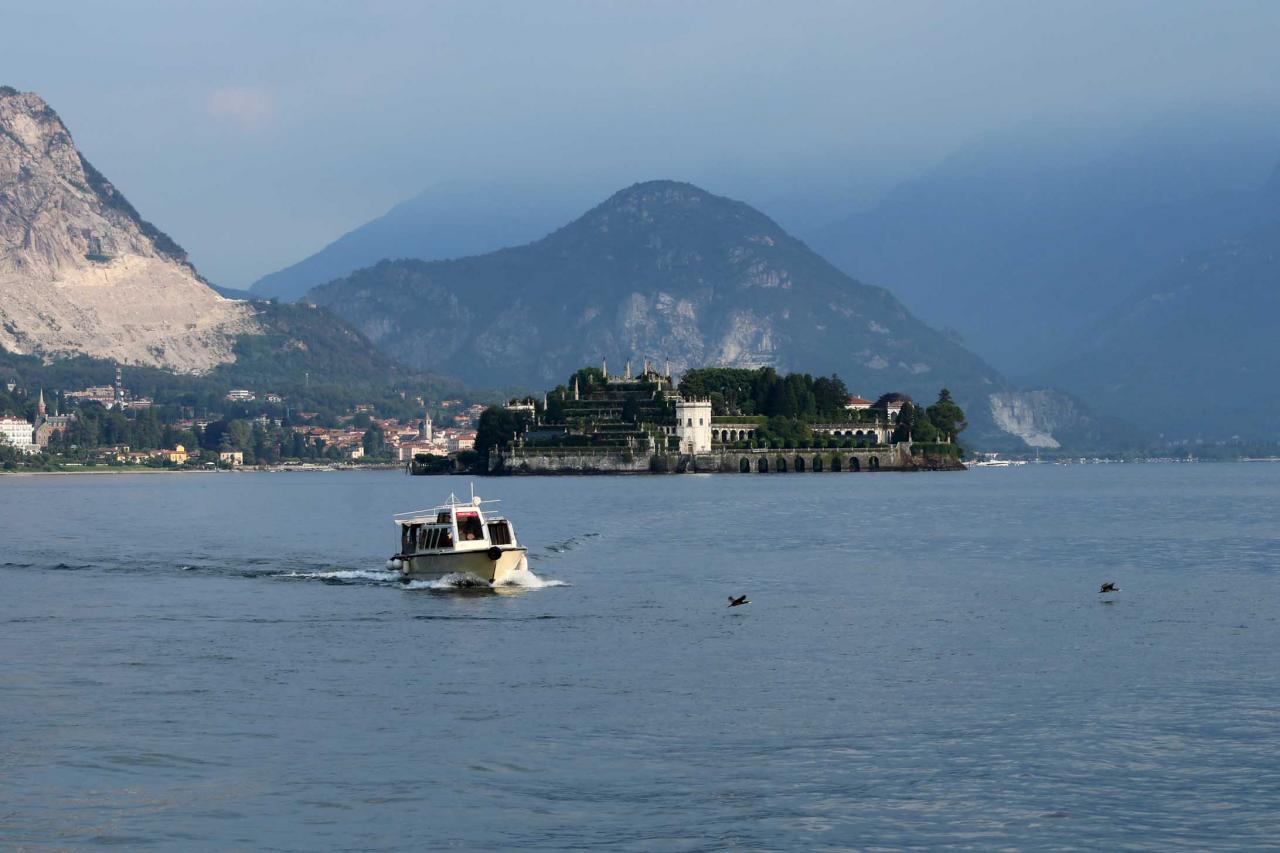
[0,365,481,471]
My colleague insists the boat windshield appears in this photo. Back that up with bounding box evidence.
[487,520,513,545]
[457,511,484,542]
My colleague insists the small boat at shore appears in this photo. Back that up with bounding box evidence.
[969,453,1029,468]
[385,490,529,584]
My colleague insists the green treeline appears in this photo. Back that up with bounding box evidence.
[679,367,965,447]
[678,367,851,419]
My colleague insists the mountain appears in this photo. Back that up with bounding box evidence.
[0,298,468,414]
[1037,218,1280,442]
[307,180,1108,448]
[0,86,465,405]
[809,108,1280,373]
[0,86,254,372]
[250,182,583,301]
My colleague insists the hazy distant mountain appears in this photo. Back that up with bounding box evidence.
[811,108,1280,372]
[307,180,1109,448]
[249,183,583,301]
[1038,215,1280,441]
[0,86,254,372]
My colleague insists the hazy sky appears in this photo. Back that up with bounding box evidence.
[6,1,1280,287]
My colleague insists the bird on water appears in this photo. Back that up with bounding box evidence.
[1099,582,1119,593]
[728,595,750,607]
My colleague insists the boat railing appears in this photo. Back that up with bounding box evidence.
[393,499,502,522]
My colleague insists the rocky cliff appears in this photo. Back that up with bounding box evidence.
[986,389,1124,450]
[0,87,252,372]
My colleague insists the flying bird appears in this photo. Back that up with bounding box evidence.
[1099,582,1119,593]
[728,594,750,607]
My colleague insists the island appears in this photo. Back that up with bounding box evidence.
[460,362,965,475]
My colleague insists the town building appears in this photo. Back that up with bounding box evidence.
[63,367,142,411]
[32,390,75,448]
[163,445,190,464]
[93,445,132,463]
[218,451,244,466]
[0,416,36,453]
[398,443,437,462]
[64,385,119,407]
[446,431,476,452]
[119,445,191,465]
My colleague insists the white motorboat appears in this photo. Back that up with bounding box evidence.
[386,490,529,584]
[969,453,1028,468]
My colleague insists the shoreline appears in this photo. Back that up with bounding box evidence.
[1,463,406,476]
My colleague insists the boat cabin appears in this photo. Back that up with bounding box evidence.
[395,495,516,555]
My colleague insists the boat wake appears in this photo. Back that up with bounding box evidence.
[541,532,600,556]
[498,570,570,590]
[405,571,490,590]
[404,569,569,591]
[279,567,567,591]
[280,568,403,583]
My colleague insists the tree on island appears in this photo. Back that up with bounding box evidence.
[891,403,938,444]
[678,367,848,421]
[544,391,566,423]
[812,375,851,417]
[926,388,967,440]
[891,390,966,444]
[569,366,605,393]
[475,407,532,457]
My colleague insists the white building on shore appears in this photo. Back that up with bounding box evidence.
[0,416,37,454]
[675,399,713,453]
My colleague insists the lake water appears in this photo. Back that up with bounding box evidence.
[2,465,1279,851]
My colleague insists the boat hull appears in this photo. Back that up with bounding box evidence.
[399,547,529,584]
